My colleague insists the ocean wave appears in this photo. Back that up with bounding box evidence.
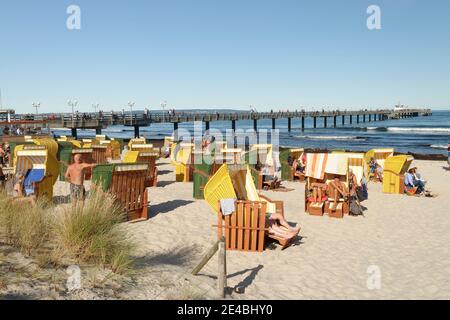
[387,127,450,133]
[430,144,448,150]
[294,135,366,141]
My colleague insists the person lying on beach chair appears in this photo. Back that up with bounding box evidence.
[12,173,36,205]
[327,178,349,211]
[292,153,307,180]
[266,211,301,244]
[65,154,97,205]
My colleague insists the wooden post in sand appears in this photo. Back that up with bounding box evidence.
[191,240,220,276]
[191,237,227,298]
[218,237,227,298]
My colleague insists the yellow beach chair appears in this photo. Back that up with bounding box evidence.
[14,147,59,202]
[171,142,195,182]
[128,137,146,149]
[382,155,414,194]
[204,164,295,250]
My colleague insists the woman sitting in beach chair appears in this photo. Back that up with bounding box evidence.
[369,157,383,182]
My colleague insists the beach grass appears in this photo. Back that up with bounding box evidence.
[53,187,134,274]
[0,192,50,256]
[0,188,135,275]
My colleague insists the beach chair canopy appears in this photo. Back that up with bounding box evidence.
[171,142,194,165]
[365,148,395,169]
[130,144,154,152]
[305,153,351,180]
[204,164,277,215]
[384,155,414,175]
[128,137,146,149]
[347,153,367,183]
[14,149,59,187]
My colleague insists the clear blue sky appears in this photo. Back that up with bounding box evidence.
[1,0,449,113]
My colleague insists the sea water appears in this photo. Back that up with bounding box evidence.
[52,110,450,156]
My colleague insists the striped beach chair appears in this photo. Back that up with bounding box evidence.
[14,147,59,201]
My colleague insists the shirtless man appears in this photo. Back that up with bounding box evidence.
[65,154,96,205]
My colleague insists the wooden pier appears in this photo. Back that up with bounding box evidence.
[0,108,432,138]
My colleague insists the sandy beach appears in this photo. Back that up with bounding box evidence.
[1,158,449,300]
[124,158,450,300]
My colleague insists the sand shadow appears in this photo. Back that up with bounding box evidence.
[149,200,194,218]
[157,180,176,188]
[133,245,201,270]
[229,265,264,294]
[442,166,450,172]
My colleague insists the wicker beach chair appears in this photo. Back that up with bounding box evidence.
[382,155,414,194]
[204,164,295,250]
[92,163,150,221]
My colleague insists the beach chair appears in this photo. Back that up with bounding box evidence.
[171,142,195,182]
[364,148,394,181]
[162,136,174,158]
[382,155,414,194]
[98,140,121,160]
[14,147,59,202]
[123,150,159,187]
[280,148,305,182]
[217,201,267,252]
[204,164,294,250]
[128,137,146,149]
[304,153,350,218]
[92,145,108,164]
[192,151,223,199]
[92,163,150,221]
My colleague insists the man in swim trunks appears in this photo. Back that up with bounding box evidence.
[65,154,97,205]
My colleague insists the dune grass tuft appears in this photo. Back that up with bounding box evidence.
[53,187,134,274]
[0,191,50,256]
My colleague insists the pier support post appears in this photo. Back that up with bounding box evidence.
[205,121,210,131]
[95,127,102,135]
[363,115,366,122]
[313,117,317,128]
[333,116,337,128]
[288,117,292,132]
[272,118,276,130]
[350,115,353,124]
[324,117,327,128]
[369,114,371,122]
[231,120,236,132]
[357,115,360,124]
[301,117,305,131]
[134,125,140,138]
[253,119,258,131]
[71,128,77,139]
[342,115,345,125]
[173,122,178,131]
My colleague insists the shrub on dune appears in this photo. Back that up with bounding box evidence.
[53,187,134,274]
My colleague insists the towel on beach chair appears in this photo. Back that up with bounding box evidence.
[24,169,45,196]
[305,153,328,179]
[220,198,236,216]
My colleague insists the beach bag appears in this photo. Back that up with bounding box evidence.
[349,198,363,216]
[356,184,368,201]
